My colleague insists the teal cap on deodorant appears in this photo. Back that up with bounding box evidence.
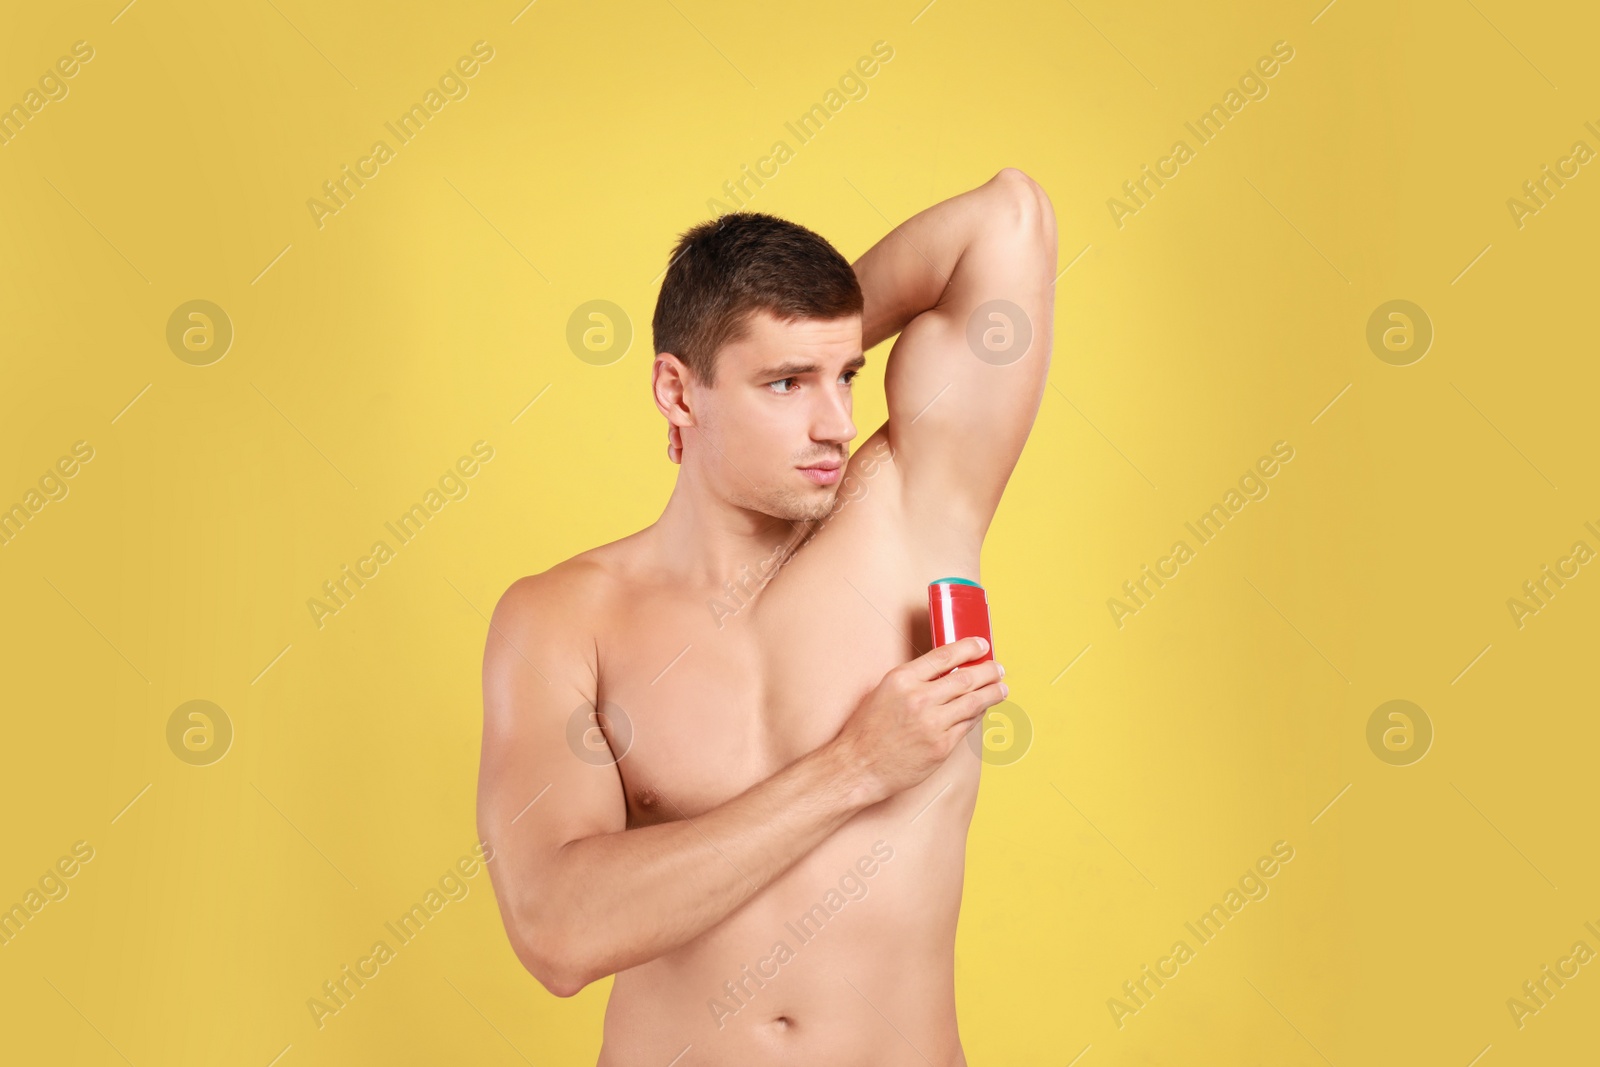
[931,577,983,588]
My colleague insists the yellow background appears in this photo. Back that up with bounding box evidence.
[2,0,1596,1063]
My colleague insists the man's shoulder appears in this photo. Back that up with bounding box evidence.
[493,550,615,638]
[489,533,654,646]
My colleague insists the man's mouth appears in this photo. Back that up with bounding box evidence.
[798,459,842,486]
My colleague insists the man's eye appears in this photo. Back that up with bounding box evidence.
[769,378,797,394]
[840,370,857,385]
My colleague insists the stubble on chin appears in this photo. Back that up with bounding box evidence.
[741,482,836,524]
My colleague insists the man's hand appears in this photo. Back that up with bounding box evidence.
[831,636,1007,806]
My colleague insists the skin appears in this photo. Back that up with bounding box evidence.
[478,167,1056,1066]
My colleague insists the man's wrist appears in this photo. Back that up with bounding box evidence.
[815,734,889,812]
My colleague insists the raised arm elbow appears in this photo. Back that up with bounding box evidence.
[988,167,1056,246]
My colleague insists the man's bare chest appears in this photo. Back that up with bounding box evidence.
[594,451,978,827]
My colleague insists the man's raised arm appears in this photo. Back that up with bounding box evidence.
[852,168,1057,544]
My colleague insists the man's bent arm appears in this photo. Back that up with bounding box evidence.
[477,570,881,998]
[851,168,1056,542]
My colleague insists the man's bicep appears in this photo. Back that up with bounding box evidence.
[884,172,1057,533]
[477,577,625,881]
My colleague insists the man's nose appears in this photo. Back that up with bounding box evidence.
[813,384,857,444]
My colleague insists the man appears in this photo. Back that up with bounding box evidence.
[478,167,1056,1066]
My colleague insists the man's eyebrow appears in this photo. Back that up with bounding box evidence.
[753,353,867,379]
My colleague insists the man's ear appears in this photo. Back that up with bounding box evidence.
[653,353,695,428]
[653,353,695,465]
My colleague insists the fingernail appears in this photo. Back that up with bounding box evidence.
[999,682,1009,697]
[977,637,989,652]
[998,663,1005,678]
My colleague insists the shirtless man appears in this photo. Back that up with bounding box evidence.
[477,167,1056,1066]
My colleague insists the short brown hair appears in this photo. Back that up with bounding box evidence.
[652,212,863,387]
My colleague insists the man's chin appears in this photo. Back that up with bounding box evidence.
[761,488,838,524]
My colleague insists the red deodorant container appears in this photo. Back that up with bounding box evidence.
[928,577,994,670]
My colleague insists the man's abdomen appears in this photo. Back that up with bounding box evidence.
[597,776,976,1067]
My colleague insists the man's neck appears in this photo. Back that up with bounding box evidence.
[647,467,814,594]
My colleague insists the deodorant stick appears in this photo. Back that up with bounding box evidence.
[928,577,994,671]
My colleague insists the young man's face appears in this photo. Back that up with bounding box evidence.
[692,309,865,523]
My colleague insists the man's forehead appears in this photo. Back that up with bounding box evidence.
[724,309,863,369]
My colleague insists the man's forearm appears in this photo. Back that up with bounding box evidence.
[852,170,1023,351]
[525,737,879,993]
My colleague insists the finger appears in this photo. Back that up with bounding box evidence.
[910,635,990,681]
[936,660,1003,701]
[941,681,1008,731]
